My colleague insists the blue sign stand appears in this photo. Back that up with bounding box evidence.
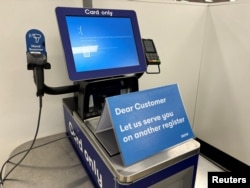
[26,29,46,54]
[96,84,194,166]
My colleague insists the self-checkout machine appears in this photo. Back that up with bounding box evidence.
[27,7,200,188]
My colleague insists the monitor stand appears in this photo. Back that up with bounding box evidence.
[74,76,139,120]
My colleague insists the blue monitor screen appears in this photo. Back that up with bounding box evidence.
[56,7,146,81]
[66,16,139,72]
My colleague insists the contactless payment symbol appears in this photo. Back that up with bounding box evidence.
[26,29,46,55]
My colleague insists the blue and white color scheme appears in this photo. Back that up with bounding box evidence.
[98,84,194,166]
[55,7,146,81]
[63,97,199,188]
[26,29,46,54]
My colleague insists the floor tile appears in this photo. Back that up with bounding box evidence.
[195,155,224,188]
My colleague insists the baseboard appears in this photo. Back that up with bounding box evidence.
[195,138,250,172]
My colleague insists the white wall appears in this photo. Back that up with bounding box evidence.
[93,0,207,127]
[0,0,83,173]
[94,0,250,165]
[194,1,250,165]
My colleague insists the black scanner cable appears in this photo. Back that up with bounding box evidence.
[0,96,42,186]
[0,97,76,187]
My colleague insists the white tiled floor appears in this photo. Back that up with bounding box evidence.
[194,155,224,188]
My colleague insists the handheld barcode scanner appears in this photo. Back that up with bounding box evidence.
[26,29,79,97]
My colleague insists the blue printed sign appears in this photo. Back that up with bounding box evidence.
[26,29,46,54]
[97,84,194,166]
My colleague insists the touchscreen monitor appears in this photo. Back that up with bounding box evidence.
[56,7,146,81]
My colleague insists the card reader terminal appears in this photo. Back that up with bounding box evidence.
[142,39,161,65]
